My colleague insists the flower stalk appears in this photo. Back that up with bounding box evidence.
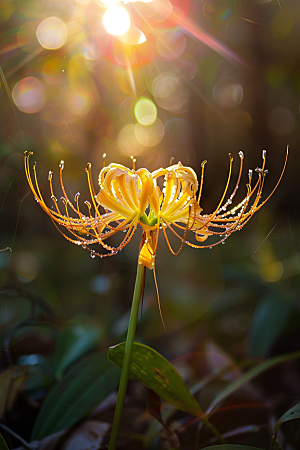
[108,262,144,450]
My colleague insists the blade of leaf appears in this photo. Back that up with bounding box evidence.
[53,316,104,377]
[108,342,202,417]
[249,293,294,357]
[274,401,300,435]
[206,350,300,415]
[146,389,180,448]
[31,352,119,440]
[0,434,9,450]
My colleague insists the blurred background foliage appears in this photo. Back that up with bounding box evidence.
[0,0,300,448]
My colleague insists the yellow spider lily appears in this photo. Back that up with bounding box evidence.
[24,149,287,270]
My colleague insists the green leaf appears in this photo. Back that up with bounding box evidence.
[0,434,9,450]
[200,446,263,450]
[249,293,294,357]
[274,401,300,435]
[32,352,120,440]
[206,350,300,414]
[53,316,104,377]
[108,342,201,417]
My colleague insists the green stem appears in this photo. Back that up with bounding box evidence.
[108,263,144,450]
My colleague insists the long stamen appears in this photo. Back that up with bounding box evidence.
[197,160,207,204]
[153,266,166,331]
[130,156,136,171]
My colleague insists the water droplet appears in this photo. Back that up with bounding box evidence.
[209,247,212,250]
[222,241,225,244]
[82,245,86,249]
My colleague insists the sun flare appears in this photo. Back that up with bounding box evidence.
[102,6,131,36]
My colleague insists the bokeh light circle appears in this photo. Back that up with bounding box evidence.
[134,98,157,125]
[12,77,46,113]
[135,119,164,147]
[64,88,94,116]
[102,6,130,36]
[15,252,39,283]
[118,124,144,156]
[213,77,243,108]
[36,17,68,49]
[152,0,173,22]
[156,29,186,59]
[267,107,295,135]
[17,23,40,53]
[176,54,197,80]
[152,72,189,112]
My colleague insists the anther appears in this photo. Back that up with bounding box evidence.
[248,169,253,179]
[262,149,266,159]
[255,167,262,173]
[74,192,80,201]
[59,160,64,170]
[48,171,53,180]
[169,156,175,166]
[264,169,268,175]
[130,156,136,171]
[201,160,207,168]
[84,200,92,208]
[238,151,244,159]
[103,153,106,168]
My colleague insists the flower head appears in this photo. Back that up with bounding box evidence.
[24,149,287,269]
